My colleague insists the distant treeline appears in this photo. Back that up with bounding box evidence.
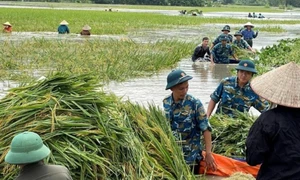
[6,0,300,7]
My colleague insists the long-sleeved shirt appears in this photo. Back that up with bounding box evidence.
[211,43,234,64]
[233,39,250,49]
[3,26,12,33]
[58,25,70,34]
[16,161,73,180]
[191,44,211,61]
[241,29,258,40]
[246,106,300,180]
[210,76,269,117]
[213,34,233,45]
[163,94,211,164]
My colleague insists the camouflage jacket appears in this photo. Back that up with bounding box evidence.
[210,76,269,117]
[211,43,235,64]
[213,34,233,45]
[233,39,250,49]
[163,94,211,164]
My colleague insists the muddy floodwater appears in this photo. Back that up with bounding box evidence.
[1,6,300,115]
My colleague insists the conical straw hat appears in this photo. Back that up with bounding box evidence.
[60,20,69,25]
[244,22,254,28]
[250,62,300,108]
[82,25,91,30]
[3,22,12,26]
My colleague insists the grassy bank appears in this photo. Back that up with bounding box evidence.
[0,1,283,12]
[0,8,293,34]
[0,38,195,82]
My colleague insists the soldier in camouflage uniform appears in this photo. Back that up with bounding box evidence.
[210,35,238,64]
[233,31,255,53]
[211,25,233,49]
[163,69,216,174]
[206,60,269,118]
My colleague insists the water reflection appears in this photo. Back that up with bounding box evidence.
[106,60,233,108]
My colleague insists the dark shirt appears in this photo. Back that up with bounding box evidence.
[58,25,70,34]
[80,30,91,36]
[246,106,300,180]
[191,44,210,61]
[16,161,73,180]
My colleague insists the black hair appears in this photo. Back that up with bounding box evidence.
[202,37,209,41]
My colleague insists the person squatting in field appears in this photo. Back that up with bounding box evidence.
[3,22,12,33]
[58,20,70,34]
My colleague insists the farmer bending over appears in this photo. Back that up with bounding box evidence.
[163,69,216,174]
[58,20,70,34]
[3,22,12,33]
[5,131,73,180]
[80,25,91,36]
[206,60,269,118]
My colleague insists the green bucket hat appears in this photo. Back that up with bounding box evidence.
[221,25,230,32]
[166,69,193,90]
[220,34,228,41]
[235,60,257,74]
[5,132,50,165]
[234,31,242,37]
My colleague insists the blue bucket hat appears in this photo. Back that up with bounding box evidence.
[235,60,257,74]
[5,132,50,165]
[166,69,193,90]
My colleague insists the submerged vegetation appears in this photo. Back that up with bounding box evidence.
[0,8,294,35]
[0,2,284,12]
[0,38,195,82]
[256,38,300,74]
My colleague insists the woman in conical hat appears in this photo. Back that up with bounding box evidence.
[60,20,69,25]
[57,20,70,34]
[80,25,91,36]
[246,62,300,180]
[3,21,12,33]
[240,22,258,47]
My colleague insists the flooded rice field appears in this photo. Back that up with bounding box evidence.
[1,6,300,115]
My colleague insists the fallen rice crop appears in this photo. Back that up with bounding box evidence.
[0,73,195,179]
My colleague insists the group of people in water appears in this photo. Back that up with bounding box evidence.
[248,12,265,18]
[2,20,91,36]
[192,22,258,64]
[164,59,300,179]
